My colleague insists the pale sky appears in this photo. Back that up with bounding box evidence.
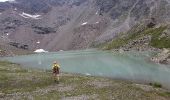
[0,0,15,2]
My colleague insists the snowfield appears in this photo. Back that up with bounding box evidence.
[81,22,88,25]
[0,0,15,2]
[34,49,48,53]
[19,12,42,19]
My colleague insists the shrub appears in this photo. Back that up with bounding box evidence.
[149,82,162,88]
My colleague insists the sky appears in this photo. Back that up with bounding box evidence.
[0,0,15,2]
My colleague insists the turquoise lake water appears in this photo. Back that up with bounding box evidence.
[1,49,170,89]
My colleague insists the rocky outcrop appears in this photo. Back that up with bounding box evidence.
[9,42,28,50]
[123,35,152,51]
[151,48,170,65]
[119,35,161,52]
[0,49,7,57]
[32,26,56,34]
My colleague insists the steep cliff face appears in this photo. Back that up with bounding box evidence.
[0,0,169,51]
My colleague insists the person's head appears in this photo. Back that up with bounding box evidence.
[53,61,58,64]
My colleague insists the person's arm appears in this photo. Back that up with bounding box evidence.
[57,64,60,69]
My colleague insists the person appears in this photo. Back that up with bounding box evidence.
[52,61,60,83]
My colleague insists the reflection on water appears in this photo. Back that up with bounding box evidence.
[1,49,170,89]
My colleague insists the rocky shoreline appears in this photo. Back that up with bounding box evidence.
[151,48,170,65]
[113,47,170,65]
[110,31,170,65]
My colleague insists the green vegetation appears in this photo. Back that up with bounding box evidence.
[102,26,169,50]
[104,38,126,50]
[0,61,170,100]
[149,28,170,49]
[0,61,54,94]
[159,92,170,97]
[149,82,162,88]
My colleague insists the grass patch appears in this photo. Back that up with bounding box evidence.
[142,26,169,49]
[104,38,127,50]
[0,61,54,94]
[159,92,170,97]
[102,26,168,50]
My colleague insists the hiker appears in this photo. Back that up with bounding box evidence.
[52,61,60,83]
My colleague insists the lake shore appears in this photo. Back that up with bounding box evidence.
[1,61,170,100]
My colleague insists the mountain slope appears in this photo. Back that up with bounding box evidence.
[0,0,169,51]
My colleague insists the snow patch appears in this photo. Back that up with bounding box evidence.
[95,22,99,24]
[95,11,98,15]
[81,22,87,25]
[19,13,29,18]
[19,12,42,19]
[0,0,15,2]
[34,49,48,53]
[36,41,40,44]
